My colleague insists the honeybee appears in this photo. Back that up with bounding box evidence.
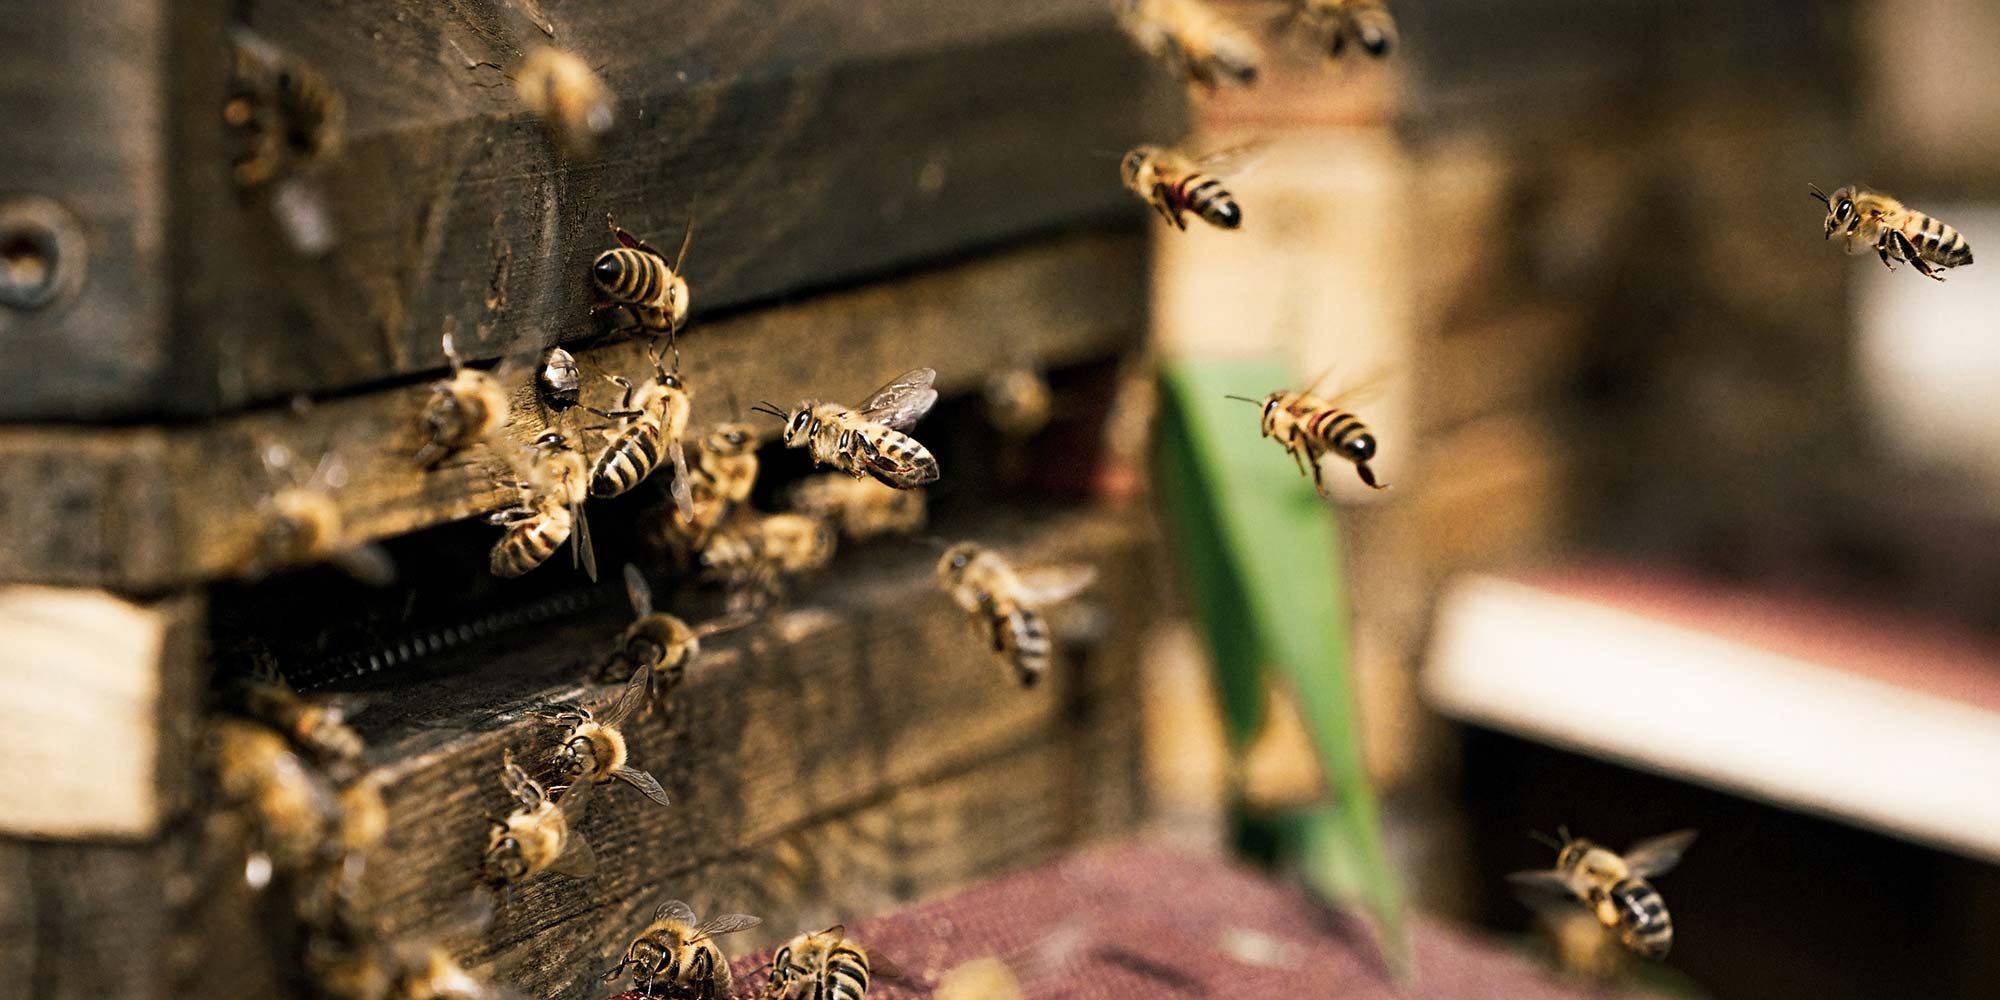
[1275,0,1398,60]
[237,670,364,770]
[487,431,597,581]
[603,899,761,1000]
[984,364,1054,439]
[586,348,695,522]
[689,422,762,509]
[207,717,342,875]
[763,924,900,1000]
[602,564,748,704]
[783,475,928,541]
[1810,183,1974,281]
[515,47,614,158]
[224,28,345,189]
[1120,142,1259,232]
[1229,371,1388,491]
[251,440,397,586]
[415,330,510,468]
[756,368,941,489]
[593,214,694,343]
[936,543,1097,688]
[700,512,838,612]
[482,749,597,886]
[1118,0,1261,90]
[1509,828,1696,960]
[537,662,672,806]
[538,346,582,414]
[307,897,508,1000]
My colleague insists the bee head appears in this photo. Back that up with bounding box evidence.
[937,542,979,585]
[1119,148,1151,190]
[1811,184,1859,239]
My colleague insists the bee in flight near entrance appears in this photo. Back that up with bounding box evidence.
[535,662,672,807]
[1117,0,1262,91]
[1120,142,1261,232]
[784,475,928,541]
[585,346,694,521]
[936,543,1097,688]
[601,564,750,707]
[224,28,345,190]
[762,924,902,1000]
[248,440,396,586]
[1810,183,1973,281]
[1228,368,1389,492]
[756,368,941,489]
[1273,0,1398,61]
[487,431,597,581]
[1509,828,1696,960]
[603,899,761,1000]
[481,749,596,887]
[515,46,615,159]
[593,214,694,343]
[699,511,838,613]
[414,330,510,468]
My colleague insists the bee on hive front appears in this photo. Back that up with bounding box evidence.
[1509,828,1696,960]
[783,475,929,541]
[1119,143,1259,232]
[536,660,672,807]
[515,47,614,158]
[587,347,695,522]
[1229,371,1388,492]
[763,924,900,1000]
[237,670,364,771]
[488,431,597,581]
[1276,0,1398,60]
[537,346,582,414]
[603,899,761,1000]
[250,440,397,586]
[224,28,345,190]
[602,564,748,705]
[207,717,343,877]
[415,330,510,468]
[482,750,596,887]
[936,543,1097,688]
[1117,0,1261,90]
[757,368,942,489]
[593,215,694,342]
[1810,183,1974,281]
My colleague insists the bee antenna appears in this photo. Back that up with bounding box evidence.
[1528,829,1563,850]
[1808,183,1831,207]
[911,534,953,551]
[750,401,787,419]
[1557,825,1572,844]
[1223,394,1263,404]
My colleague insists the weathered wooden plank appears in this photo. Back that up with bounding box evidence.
[0,231,1143,590]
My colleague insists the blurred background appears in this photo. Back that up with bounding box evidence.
[1138,2,2000,997]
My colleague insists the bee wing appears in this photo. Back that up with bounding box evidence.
[668,437,696,522]
[332,543,398,588]
[1623,830,1697,879]
[548,830,598,879]
[1017,565,1098,606]
[624,563,655,617]
[693,611,759,640]
[655,899,700,925]
[1506,869,1577,904]
[573,501,599,582]
[612,765,672,807]
[1321,366,1395,410]
[870,949,908,981]
[608,214,664,259]
[1195,139,1269,179]
[693,913,762,939]
[599,664,652,727]
[856,368,940,431]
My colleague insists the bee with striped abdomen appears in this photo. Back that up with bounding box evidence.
[487,431,597,581]
[1120,142,1259,232]
[536,662,671,807]
[481,750,596,887]
[603,900,760,1000]
[784,475,928,541]
[757,368,941,489]
[936,543,1096,688]
[1275,0,1398,60]
[1229,369,1388,492]
[1510,828,1696,960]
[593,215,694,342]
[415,330,510,468]
[1118,0,1261,91]
[1810,183,1973,281]
[587,347,695,523]
[763,925,902,1000]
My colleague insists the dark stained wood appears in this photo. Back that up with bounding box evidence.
[0,231,1144,590]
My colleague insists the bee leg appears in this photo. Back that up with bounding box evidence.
[1876,241,1899,271]
[1893,231,1944,280]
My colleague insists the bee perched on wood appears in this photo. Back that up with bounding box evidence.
[236,669,364,771]
[224,28,345,190]
[936,543,1097,688]
[250,440,396,586]
[1120,142,1259,232]
[586,347,695,522]
[763,924,900,1000]
[756,368,942,489]
[307,895,511,1000]
[700,512,838,613]
[1510,829,1696,960]
[536,662,672,807]
[593,215,694,343]
[684,422,762,519]
[603,899,761,1000]
[207,717,343,877]
[783,475,928,541]
[602,564,748,705]
[1810,183,1973,281]
[1274,0,1398,60]
[482,750,596,887]
[515,47,615,159]
[415,330,510,468]
[1229,370,1388,492]
[1117,0,1261,90]
[488,431,597,581]
[538,346,583,414]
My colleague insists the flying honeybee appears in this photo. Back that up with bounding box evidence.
[593,215,694,342]
[538,346,582,414]
[250,440,396,586]
[604,899,761,1000]
[488,431,597,581]
[763,924,901,1000]
[984,364,1054,439]
[602,564,748,704]
[1509,828,1696,960]
[224,28,345,190]
[1229,369,1388,491]
[1120,142,1260,232]
[1117,0,1261,90]
[1810,183,1974,281]
[1276,0,1398,60]
[700,512,838,612]
[482,750,596,886]
[207,717,343,876]
[756,368,941,489]
[415,330,510,468]
[515,47,614,158]
[936,543,1097,688]
[783,475,928,541]
[586,348,695,522]
[536,662,672,806]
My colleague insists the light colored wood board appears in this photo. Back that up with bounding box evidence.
[0,588,202,840]
[0,231,1144,591]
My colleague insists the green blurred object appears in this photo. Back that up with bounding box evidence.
[1155,357,1409,978]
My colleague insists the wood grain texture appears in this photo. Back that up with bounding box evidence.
[333,507,1151,998]
[0,0,1184,419]
[0,231,1144,590]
